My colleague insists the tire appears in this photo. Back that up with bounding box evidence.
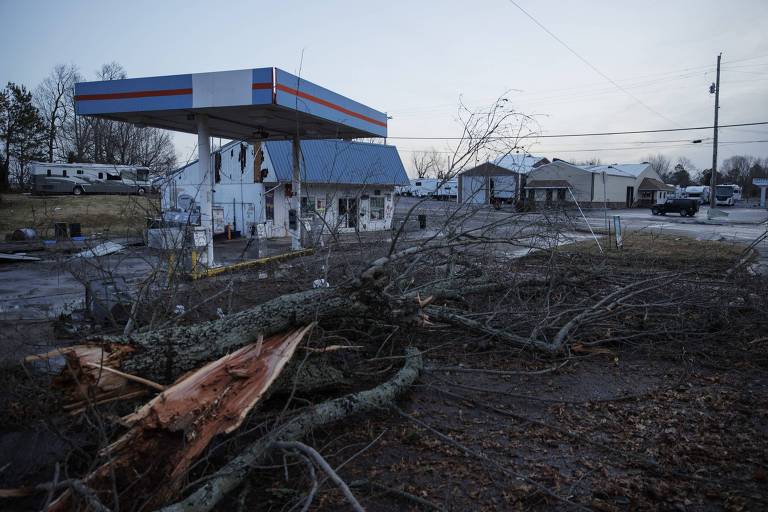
[137,187,146,196]
[651,209,658,216]
[72,186,84,196]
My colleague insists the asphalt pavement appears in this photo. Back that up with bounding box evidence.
[394,196,768,268]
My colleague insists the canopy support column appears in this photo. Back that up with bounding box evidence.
[290,135,302,250]
[196,114,215,267]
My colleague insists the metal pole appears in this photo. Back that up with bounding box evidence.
[709,53,721,209]
[602,171,608,233]
[249,140,264,257]
[196,114,214,267]
[291,135,302,250]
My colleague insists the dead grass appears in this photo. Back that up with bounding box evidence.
[0,193,160,238]
[542,232,747,273]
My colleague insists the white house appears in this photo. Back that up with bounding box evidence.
[458,154,549,204]
[160,139,409,238]
[524,160,673,208]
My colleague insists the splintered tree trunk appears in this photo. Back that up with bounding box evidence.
[47,326,317,512]
[107,288,360,383]
[161,347,424,512]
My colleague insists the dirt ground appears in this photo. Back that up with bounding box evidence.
[245,338,766,512]
[1,234,766,511]
[0,193,160,238]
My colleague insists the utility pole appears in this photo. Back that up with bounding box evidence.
[709,52,721,209]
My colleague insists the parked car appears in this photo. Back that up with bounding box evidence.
[651,198,699,217]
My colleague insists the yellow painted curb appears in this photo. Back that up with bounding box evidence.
[188,248,315,280]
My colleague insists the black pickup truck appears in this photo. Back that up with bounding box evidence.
[650,198,699,217]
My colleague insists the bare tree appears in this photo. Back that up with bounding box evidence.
[411,149,446,179]
[670,157,696,187]
[722,155,754,185]
[52,62,177,174]
[575,157,602,166]
[645,153,671,182]
[35,64,79,163]
[18,93,764,512]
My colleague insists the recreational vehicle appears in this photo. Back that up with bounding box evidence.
[714,184,742,206]
[31,162,151,196]
[683,185,710,204]
[403,178,458,200]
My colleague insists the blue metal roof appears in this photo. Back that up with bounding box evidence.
[265,140,409,186]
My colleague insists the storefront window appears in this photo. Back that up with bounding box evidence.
[301,196,316,216]
[370,196,385,220]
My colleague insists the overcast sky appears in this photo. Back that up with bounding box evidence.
[2,0,767,175]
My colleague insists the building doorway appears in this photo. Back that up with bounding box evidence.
[338,198,357,228]
[625,186,635,207]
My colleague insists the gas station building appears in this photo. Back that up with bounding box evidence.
[75,67,389,266]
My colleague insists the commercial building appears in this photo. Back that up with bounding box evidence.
[458,154,549,204]
[160,139,408,238]
[525,161,673,208]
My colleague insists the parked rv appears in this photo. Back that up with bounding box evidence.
[682,185,710,204]
[714,184,742,206]
[31,162,151,196]
[401,178,457,200]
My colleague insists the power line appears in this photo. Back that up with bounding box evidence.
[393,67,716,117]
[398,139,768,155]
[506,0,682,127]
[385,121,768,140]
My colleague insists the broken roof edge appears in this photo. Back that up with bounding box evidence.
[164,139,409,187]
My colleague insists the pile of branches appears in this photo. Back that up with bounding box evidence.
[1,208,765,511]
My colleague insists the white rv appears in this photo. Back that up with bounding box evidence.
[404,178,458,200]
[714,184,742,206]
[31,162,151,196]
[683,185,710,204]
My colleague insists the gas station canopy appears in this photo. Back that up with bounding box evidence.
[74,67,387,140]
[74,66,389,261]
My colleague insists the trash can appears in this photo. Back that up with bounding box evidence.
[69,223,82,238]
[54,222,69,240]
[418,214,427,230]
[11,228,37,241]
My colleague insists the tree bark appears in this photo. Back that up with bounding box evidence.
[105,288,360,383]
[159,347,423,512]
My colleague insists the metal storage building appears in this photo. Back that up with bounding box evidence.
[525,161,672,208]
[457,155,549,205]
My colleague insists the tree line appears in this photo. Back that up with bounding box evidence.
[0,62,176,192]
[646,153,768,197]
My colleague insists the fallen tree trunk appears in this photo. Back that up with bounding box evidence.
[47,325,315,511]
[104,288,359,383]
[160,347,424,512]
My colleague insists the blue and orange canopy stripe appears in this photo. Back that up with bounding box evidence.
[75,67,387,140]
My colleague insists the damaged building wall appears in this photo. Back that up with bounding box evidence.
[159,139,407,238]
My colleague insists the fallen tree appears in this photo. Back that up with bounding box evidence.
[160,346,423,512]
[47,325,316,511]
[111,288,357,383]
